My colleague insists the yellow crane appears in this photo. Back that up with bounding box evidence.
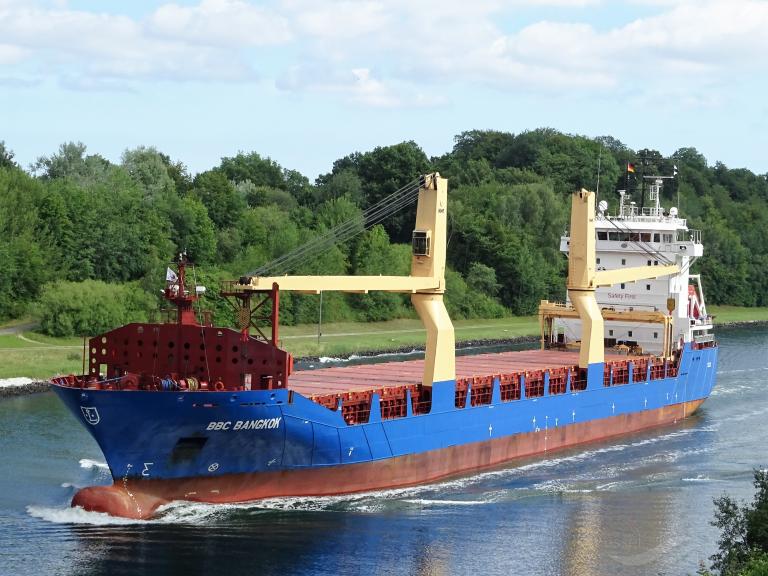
[548,189,680,368]
[233,173,455,388]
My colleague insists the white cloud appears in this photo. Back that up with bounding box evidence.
[278,64,444,107]
[278,0,768,102]
[0,43,25,64]
[149,0,291,47]
[1,0,767,106]
[285,0,389,41]
[0,2,284,86]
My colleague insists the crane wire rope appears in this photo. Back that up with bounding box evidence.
[248,177,424,277]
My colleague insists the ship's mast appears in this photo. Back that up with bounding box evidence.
[165,253,199,326]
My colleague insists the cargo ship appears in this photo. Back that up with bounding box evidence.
[51,173,718,519]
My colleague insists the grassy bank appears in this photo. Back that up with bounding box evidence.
[279,316,539,357]
[708,305,768,324]
[0,317,539,380]
[2,307,767,381]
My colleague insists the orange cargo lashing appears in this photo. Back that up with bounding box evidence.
[499,373,521,402]
[548,368,567,395]
[525,371,544,398]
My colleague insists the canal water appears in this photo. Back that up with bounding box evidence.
[0,325,766,576]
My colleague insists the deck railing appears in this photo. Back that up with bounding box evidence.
[307,348,688,425]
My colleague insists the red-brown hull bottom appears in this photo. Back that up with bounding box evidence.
[73,399,705,519]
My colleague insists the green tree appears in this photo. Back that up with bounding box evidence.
[191,170,245,229]
[708,470,768,575]
[322,141,431,242]
[219,152,285,188]
[169,196,217,264]
[466,262,500,296]
[451,129,516,166]
[351,225,409,321]
[0,167,48,318]
[314,168,363,205]
[33,142,112,183]
[315,196,364,259]
[36,280,156,337]
[0,141,16,168]
[121,146,176,198]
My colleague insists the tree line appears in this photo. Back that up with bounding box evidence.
[0,128,766,337]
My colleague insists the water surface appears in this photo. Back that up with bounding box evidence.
[1,325,766,576]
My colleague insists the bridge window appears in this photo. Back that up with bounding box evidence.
[621,258,626,265]
[654,332,658,339]
[621,283,626,289]
[597,231,607,240]
[640,233,651,242]
[653,233,661,242]
[628,331,633,337]
[646,284,651,290]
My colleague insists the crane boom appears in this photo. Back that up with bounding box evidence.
[233,173,455,387]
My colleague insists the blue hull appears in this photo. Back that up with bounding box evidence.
[53,344,718,483]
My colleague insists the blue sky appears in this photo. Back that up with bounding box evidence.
[1,0,767,179]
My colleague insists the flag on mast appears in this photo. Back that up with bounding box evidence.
[166,267,178,283]
[627,162,636,174]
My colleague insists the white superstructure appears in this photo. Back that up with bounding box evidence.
[554,179,714,355]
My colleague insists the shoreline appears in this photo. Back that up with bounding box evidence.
[3,319,766,398]
[296,334,539,364]
[0,380,52,399]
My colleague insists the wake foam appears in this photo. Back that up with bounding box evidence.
[682,474,714,483]
[79,459,108,470]
[402,498,495,506]
[27,505,147,526]
[0,377,33,388]
[318,350,421,364]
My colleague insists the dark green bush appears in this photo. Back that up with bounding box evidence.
[36,280,156,337]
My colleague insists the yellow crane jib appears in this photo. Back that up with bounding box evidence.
[565,189,680,369]
[235,173,455,388]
